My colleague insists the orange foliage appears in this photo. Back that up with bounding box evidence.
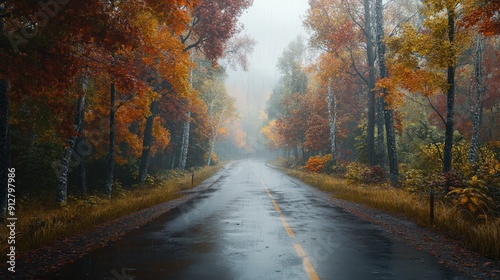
[463,0,500,36]
[304,154,333,173]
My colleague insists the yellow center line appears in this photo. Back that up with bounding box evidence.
[272,199,281,213]
[279,214,295,238]
[252,165,320,280]
[259,178,274,199]
[294,243,321,280]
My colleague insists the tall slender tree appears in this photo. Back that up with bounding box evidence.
[326,79,337,164]
[441,1,458,175]
[468,35,484,163]
[363,0,377,166]
[375,0,399,185]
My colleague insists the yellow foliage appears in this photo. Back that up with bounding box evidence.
[152,117,170,156]
[261,120,285,150]
[448,186,493,217]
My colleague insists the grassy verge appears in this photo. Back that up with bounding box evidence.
[283,169,500,260]
[0,165,223,259]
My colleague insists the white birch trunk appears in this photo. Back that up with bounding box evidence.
[326,80,337,164]
[56,93,86,204]
[207,105,228,166]
[179,110,191,170]
[179,59,194,170]
[207,134,217,166]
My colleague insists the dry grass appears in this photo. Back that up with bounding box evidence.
[0,165,222,259]
[284,169,500,260]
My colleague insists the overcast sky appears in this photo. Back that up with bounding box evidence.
[225,0,310,114]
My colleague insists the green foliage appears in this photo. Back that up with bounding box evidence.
[112,181,127,198]
[156,169,186,181]
[402,169,429,194]
[354,122,368,164]
[398,119,444,167]
[323,159,347,175]
[410,140,471,175]
[11,139,63,196]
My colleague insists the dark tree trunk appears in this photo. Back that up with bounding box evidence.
[79,138,87,197]
[0,80,9,222]
[293,146,299,160]
[375,0,398,185]
[105,83,116,198]
[139,101,159,184]
[301,146,307,163]
[468,35,484,163]
[376,98,386,169]
[77,94,87,197]
[170,139,177,170]
[364,0,376,166]
[384,105,399,185]
[442,9,456,178]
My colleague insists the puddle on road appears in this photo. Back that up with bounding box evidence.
[187,242,215,254]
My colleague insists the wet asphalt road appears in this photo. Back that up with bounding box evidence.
[45,159,466,280]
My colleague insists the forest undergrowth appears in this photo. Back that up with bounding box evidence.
[275,147,500,260]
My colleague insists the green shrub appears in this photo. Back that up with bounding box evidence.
[401,140,500,216]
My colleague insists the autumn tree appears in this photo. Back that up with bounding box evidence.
[265,37,309,160]
[309,53,345,163]
[301,76,330,156]
[261,119,286,151]
[136,2,193,183]
[0,1,102,205]
[0,0,197,207]
[177,0,254,170]
[70,1,157,200]
[276,93,309,160]
[385,0,472,186]
[200,79,236,166]
[375,0,399,185]
[305,0,379,165]
[463,0,500,36]
[266,37,308,121]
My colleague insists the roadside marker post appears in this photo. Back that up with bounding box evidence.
[430,189,435,225]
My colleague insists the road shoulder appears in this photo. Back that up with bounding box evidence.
[284,172,500,280]
[0,163,234,279]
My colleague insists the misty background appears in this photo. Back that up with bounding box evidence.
[224,0,310,153]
